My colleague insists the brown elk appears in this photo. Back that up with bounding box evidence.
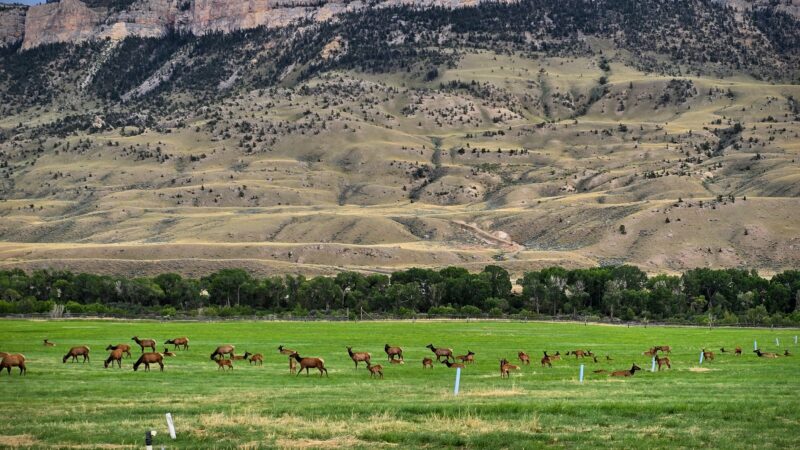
[550,351,562,361]
[734,346,742,356]
[278,345,296,355]
[518,352,530,365]
[643,347,658,357]
[456,351,475,364]
[0,352,8,359]
[500,359,520,378]
[541,351,552,368]
[365,361,384,379]
[389,358,404,365]
[1,354,26,376]
[133,352,164,372]
[106,344,132,358]
[104,348,124,368]
[215,358,233,370]
[165,337,189,350]
[210,345,235,360]
[702,349,715,361]
[422,357,433,369]
[655,355,671,370]
[43,339,55,347]
[654,345,672,354]
[132,336,156,353]
[63,346,90,363]
[162,348,176,357]
[385,344,403,361]
[569,350,587,358]
[232,351,251,361]
[347,347,371,369]
[426,344,453,362]
[754,349,779,358]
[610,364,642,377]
[442,360,465,369]
[249,353,264,366]
[290,352,328,377]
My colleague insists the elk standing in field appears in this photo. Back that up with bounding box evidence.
[106,344,132,358]
[569,350,587,358]
[63,346,90,363]
[442,360,465,369]
[249,353,264,366]
[290,352,328,377]
[702,348,715,361]
[162,348,176,357]
[104,348,125,368]
[541,351,552,368]
[654,345,672,354]
[0,352,8,359]
[550,351,562,361]
[422,357,433,369]
[426,344,453,362]
[133,352,164,372]
[365,361,384,379]
[655,355,671,370]
[210,345,235,360]
[347,346,371,369]
[43,339,55,347]
[500,359,520,378]
[754,349,779,358]
[165,337,189,350]
[518,351,530,365]
[215,358,233,370]
[610,364,642,377]
[1,354,26,376]
[385,344,403,361]
[734,346,742,356]
[643,347,658,357]
[456,351,475,365]
[132,336,156,353]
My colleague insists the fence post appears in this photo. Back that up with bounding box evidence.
[699,351,704,365]
[166,413,176,439]
[454,367,462,395]
[651,356,656,372]
[579,364,584,383]
[754,340,758,351]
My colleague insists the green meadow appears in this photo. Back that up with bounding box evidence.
[0,320,798,449]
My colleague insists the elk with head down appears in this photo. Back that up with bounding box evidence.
[63,346,90,363]
[165,337,190,350]
[518,351,530,365]
[132,336,156,353]
[104,348,125,368]
[1,354,26,376]
[106,344,132,358]
[210,345,236,360]
[133,352,164,372]
[249,353,264,366]
[456,351,475,365]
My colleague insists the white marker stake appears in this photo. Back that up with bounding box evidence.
[795,336,798,344]
[579,364,584,384]
[166,413,176,439]
[699,351,704,365]
[454,367,461,396]
[651,356,656,372]
[776,338,780,346]
[754,340,758,351]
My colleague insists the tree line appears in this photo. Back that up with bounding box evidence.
[0,266,798,325]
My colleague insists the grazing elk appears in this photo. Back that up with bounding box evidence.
[655,355,671,370]
[654,345,672,354]
[346,347,371,369]
[131,336,156,353]
[518,351,530,365]
[106,344,132,358]
[754,349,779,358]
[1,354,26,376]
[643,347,658,357]
[278,345,296,355]
[43,339,55,347]
[702,349,715,361]
[550,351,562,361]
[422,357,433,369]
[133,352,164,372]
[569,350,588,358]
[162,348,176,357]
[384,344,403,361]
[442,360,465,369]
[249,353,264,366]
[215,358,233,370]
[63,346,90,363]
[610,364,642,377]
[210,345,236,360]
[541,351,552,368]
[165,337,189,350]
[365,361,384,379]
[426,344,453,362]
[456,351,475,365]
[291,353,328,377]
[104,348,125,368]
[0,352,8,359]
[500,359,520,378]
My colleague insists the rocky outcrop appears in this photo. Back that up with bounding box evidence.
[22,0,102,50]
[0,4,27,47]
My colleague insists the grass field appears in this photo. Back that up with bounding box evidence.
[0,320,799,449]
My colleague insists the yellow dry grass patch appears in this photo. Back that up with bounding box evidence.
[0,435,39,448]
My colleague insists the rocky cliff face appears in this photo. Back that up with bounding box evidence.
[0,4,27,47]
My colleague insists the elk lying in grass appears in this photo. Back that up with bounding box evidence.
[456,351,475,364]
[422,357,433,369]
[518,352,530,365]
[215,358,233,370]
[104,348,125,368]
[754,349,779,358]
[133,352,164,372]
[610,364,642,377]
[385,344,403,361]
[784,350,792,356]
[132,336,156,353]
[500,359,520,378]
[347,346,371,369]
[249,353,264,366]
[549,351,562,361]
[442,360,465,369]
[655,355,671,370]
[702,349,715,361]
[43,339,55,347]
[365,361,383,379]
[106,344,132,358]
[1,354,26,376]
[541,351,552,368]
[162,348,176,357]
[426,344,453,362]
[63,346,90,363]
[210,345,235,360]
[232,352,251,361]
[389,358,404,365]
[278,345,296,355]
[165,337,189,350]
[291,352,328,377]
[654,345,672,354]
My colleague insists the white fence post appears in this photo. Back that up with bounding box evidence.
[454,367,461,395]
[166,413,176,439]
[579,364,584,383]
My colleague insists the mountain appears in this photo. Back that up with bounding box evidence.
[0,0,799,277]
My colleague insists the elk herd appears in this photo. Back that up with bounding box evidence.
[0,336,793,381]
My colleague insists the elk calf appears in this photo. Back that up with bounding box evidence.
[500,359,520,378]
[366,361,384,379]
[518,351,530,365]
[422,357,433,369]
